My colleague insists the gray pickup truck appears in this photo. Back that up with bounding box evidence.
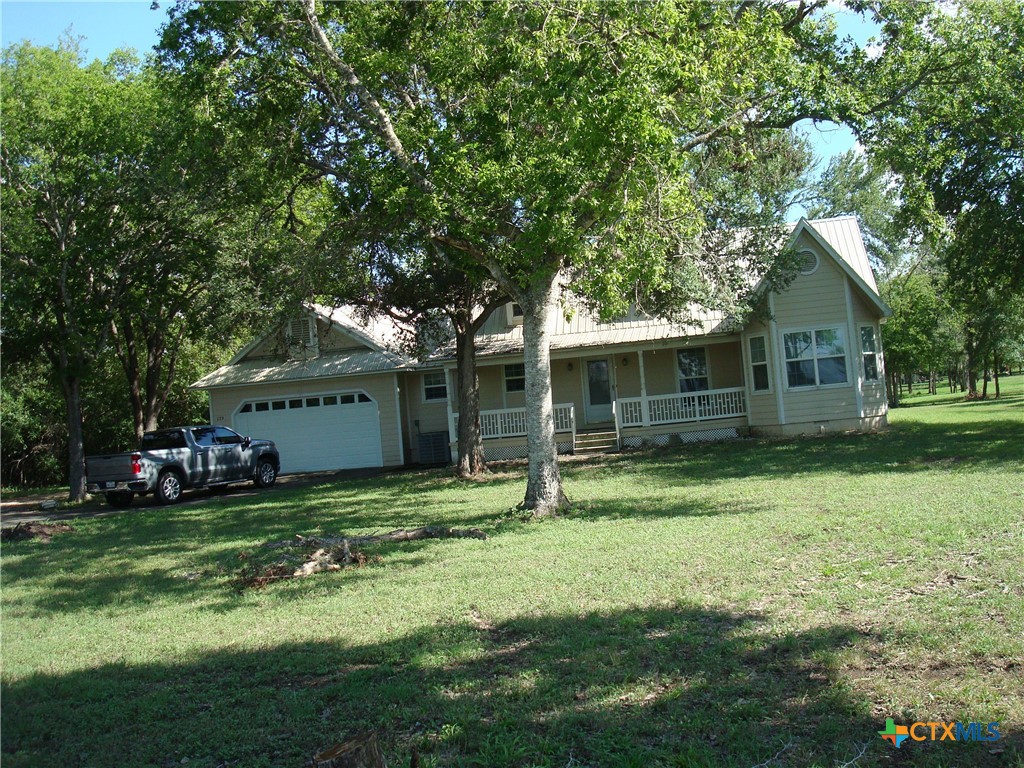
[86,425,280,508]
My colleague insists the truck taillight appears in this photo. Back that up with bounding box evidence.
[131,453,142,474]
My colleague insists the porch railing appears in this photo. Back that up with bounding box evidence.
[617,387,746,428]
[450,403,576,441]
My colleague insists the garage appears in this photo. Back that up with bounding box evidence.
[233,390,383,474]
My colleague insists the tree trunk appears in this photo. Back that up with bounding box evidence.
[63,374,88,502]
[994,352,1000,398]
[454,322,486,477]
[965,325,980,397]
[520,276,569,515]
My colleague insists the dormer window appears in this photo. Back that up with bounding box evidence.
[506,302,524,326]
[286,316,319,358]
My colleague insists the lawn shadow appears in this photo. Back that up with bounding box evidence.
[9,603,1013,767]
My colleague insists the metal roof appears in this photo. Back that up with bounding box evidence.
[193,348,406,390]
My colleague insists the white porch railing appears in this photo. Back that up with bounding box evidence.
[617,387,746,428]
[450,403,576,440]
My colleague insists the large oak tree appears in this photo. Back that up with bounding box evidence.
[162,1,904,513]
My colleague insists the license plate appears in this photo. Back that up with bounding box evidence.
[103,481,116,489]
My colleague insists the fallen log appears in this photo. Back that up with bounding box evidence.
[266,525,488,550]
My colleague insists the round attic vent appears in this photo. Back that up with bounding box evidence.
[797,250,819,275]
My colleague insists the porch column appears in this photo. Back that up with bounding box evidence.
[638,349,650,427]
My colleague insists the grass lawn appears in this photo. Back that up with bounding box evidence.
[2,377,1022,767]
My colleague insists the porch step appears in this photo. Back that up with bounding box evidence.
[574,430,619,454]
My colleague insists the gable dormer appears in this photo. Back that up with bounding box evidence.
[506,302,524,327]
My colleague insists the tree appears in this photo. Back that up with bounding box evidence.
[805,150,904,273]
[2,42,154,500]
[858,0,1024,397]
[162,1,903,514]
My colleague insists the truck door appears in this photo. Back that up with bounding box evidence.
[213,426,249,481]
[190,427,219,484]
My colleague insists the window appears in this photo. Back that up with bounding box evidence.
[271,400,286,411]
[339,394,355,405]
[239,403,252,413]
[141,430,187,450]
[677,348,709,392]
[423,370,448,401]
[783,327,847,388]
[255,401,270,412]
[214,427,243,445]
[358,393,372,403]
[192,427,217,447]
[323,395,338,406]
[306,397,321,407]
[861,326,880,381]
[506,302,524,326]
[289,399,304,409]
[748,336,770,392]
[505,363,526,392]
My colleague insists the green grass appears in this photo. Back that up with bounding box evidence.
[3,377,1022,767]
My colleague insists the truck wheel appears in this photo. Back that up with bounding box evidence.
[254,459,277,488]
[156,471,183,505]
[105,490,134,509]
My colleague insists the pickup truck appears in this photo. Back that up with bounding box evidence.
[86,425,280,508]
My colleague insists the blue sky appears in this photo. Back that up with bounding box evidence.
[3,0,875,206]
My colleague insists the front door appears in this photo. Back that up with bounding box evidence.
[584,359,613,423]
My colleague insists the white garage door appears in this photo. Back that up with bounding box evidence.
[233,391,383,474]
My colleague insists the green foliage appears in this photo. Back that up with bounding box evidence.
[805,150,904,272]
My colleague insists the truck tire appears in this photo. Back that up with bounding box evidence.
[156,470,183,505]
[254,459,277,488]
[105,490,134,509]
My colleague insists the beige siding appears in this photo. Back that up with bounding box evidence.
[642,349,679,396]
[742,319,779,427]
[613,352,641,398]
[707,342,743,388]
[850,291,888,417]
[551,359,585,406]
[477,365,506,410]
[772,240,860,426]
[207,373,404,467]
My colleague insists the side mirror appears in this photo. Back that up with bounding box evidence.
[242,436,252,449]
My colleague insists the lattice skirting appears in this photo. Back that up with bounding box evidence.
[484,441,574,462]
[621,427,739,449]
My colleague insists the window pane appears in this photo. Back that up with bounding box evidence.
[786,360,816,387]
[306,397,320,407]
[749,336,767,364]
[358,393,372,403]
[240,403,252,413]
[255,402,270,412]
[193,427,216,447]
[339,394,355,404]
[818,356,848,384]
[864,355,878,381]
[505,363,525,377]
[323,396,338,406]
[505,363,526,392]
[815,328,845,356]
[423,371,446,387]
[784,331,812,360]
[215,427,242,444]
[752,364,770,391]
[861,326,877,353]
[677,349,708,378]
[289,399,303,409]
[680,376,709,393]
[272,400,286,411]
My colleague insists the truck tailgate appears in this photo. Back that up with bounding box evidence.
[85,454,134,484]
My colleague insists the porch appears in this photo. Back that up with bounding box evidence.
[445,340,749,458]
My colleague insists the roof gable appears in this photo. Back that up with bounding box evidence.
[790,218,891,317]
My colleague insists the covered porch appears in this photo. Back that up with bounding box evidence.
[445,338,749,459]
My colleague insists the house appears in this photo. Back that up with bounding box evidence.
[192,216,891,474]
